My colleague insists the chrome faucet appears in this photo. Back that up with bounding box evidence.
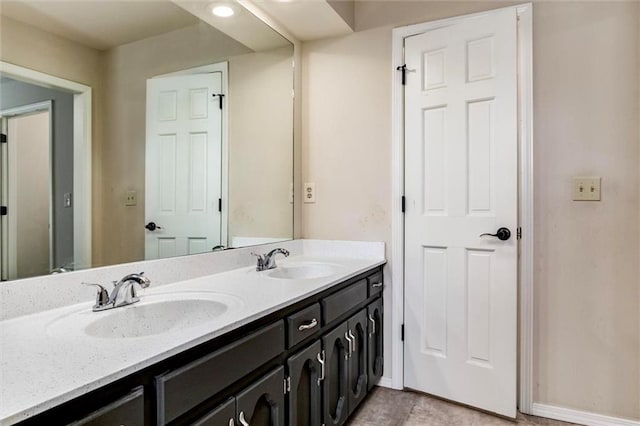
[252,248,290,271]
[82,272,151,312]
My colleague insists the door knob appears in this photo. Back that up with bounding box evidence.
[479,227,511,241]
[145,222,162,231]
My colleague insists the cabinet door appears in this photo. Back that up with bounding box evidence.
[287,341,322,426]
[236,367,285,426]
[321,322,349,426]
[70,386,144,426]
[367,298,384,391]
[192,397,236,426]
[347,309,368,414]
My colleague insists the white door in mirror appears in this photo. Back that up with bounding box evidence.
[145,72,223,259]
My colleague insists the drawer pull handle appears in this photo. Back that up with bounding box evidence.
[298,318,318,331]
[239,411,249,426]
[348,330,356,353]
[371,282,383,288]
[229,419,235,426]
[369,314,376,336]
[317,350,325,386]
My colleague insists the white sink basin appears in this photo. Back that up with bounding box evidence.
[47,291,243,339]
[267,263,344,280]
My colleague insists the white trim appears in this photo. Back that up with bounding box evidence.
[376,377,394,389]
[516,3,534,415]
[0,61,92,272]
[148,62,230,248]
[391,2,534,402]
[532,404,640,426]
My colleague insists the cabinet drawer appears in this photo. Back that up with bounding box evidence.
[367,271,384,297]
[71,386,144,426]
[286,303,321,348]
[321,279,367,325]
[156,320,285,424]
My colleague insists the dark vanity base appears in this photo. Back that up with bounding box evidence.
[17,265,384,426]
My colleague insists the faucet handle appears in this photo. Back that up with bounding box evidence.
[251,252,266,271]
[82,282,110,309]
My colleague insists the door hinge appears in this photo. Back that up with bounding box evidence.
[396,64,407,85]
[0,206,6,216]
[517,227,522,240]
[212,93,225,109]
[0,133,6,143]
[401,324,405,341]
[218,198,222,212]
[284,376,290,394]
[401,196,406,213]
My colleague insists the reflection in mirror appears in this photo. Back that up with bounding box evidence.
[0,0,294,280]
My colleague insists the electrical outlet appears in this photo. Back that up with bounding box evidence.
[125,190,137,206]
[572,177,601,201]
[289,183,294,204]
[304,183,315,203]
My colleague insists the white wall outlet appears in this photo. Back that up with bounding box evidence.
[289,183,294,204]
[304,183,316,203]
[125,190,138,206]
[572,177,601,201]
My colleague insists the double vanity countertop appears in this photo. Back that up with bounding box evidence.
[0,240,385,425]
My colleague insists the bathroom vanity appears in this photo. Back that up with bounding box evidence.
[0,240,385,426]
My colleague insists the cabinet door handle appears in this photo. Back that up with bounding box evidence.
[348,330,356,353]
[298,318,318,331]
[239,411,249,426]
[317,350,325,386]
[229,419,235,426]
[368,314,376,336]
[344,332,352,359]
[371,282,383,288]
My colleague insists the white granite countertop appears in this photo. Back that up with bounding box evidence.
[0,252,385,425]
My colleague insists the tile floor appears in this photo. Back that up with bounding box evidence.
[348,387,575,426]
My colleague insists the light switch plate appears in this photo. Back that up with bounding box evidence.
[125,190,137,206]
[304,183,315,203]
[572,177,601,201]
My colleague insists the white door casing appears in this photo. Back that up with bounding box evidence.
[403,7,518,418]
[145,72,223,259]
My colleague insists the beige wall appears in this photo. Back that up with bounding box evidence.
[0,15,106,266]
[228,46,294,241]
[99,22,251,266]
[301,1,640,420]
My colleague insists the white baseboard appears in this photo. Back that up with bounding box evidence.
[532,403,640,426]
[376,377,394,389]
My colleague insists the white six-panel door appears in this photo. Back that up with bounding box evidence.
[145,73,222,259]
[403,8,518,417]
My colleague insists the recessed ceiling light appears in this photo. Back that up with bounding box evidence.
[211,4,235,17]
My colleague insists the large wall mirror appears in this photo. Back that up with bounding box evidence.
[0,1,294,280]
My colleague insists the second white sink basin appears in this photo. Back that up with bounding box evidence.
[47,291,243,339]
[267,263,344,280]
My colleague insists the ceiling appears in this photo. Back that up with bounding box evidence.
[0,1,200,50]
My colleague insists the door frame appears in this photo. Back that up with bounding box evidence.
[390,3,534,413]
[0,61,92,273]
[148,62,229,248]
[0,101,53,278]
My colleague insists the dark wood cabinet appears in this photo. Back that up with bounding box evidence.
[70,386,144,426]
[19,265,384,426]
[347,309,368,414]
[192,398,235,426]
[286,341,322,426]
[367,298,384,391]
[237,367,285,426]
[321,322,350,426]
